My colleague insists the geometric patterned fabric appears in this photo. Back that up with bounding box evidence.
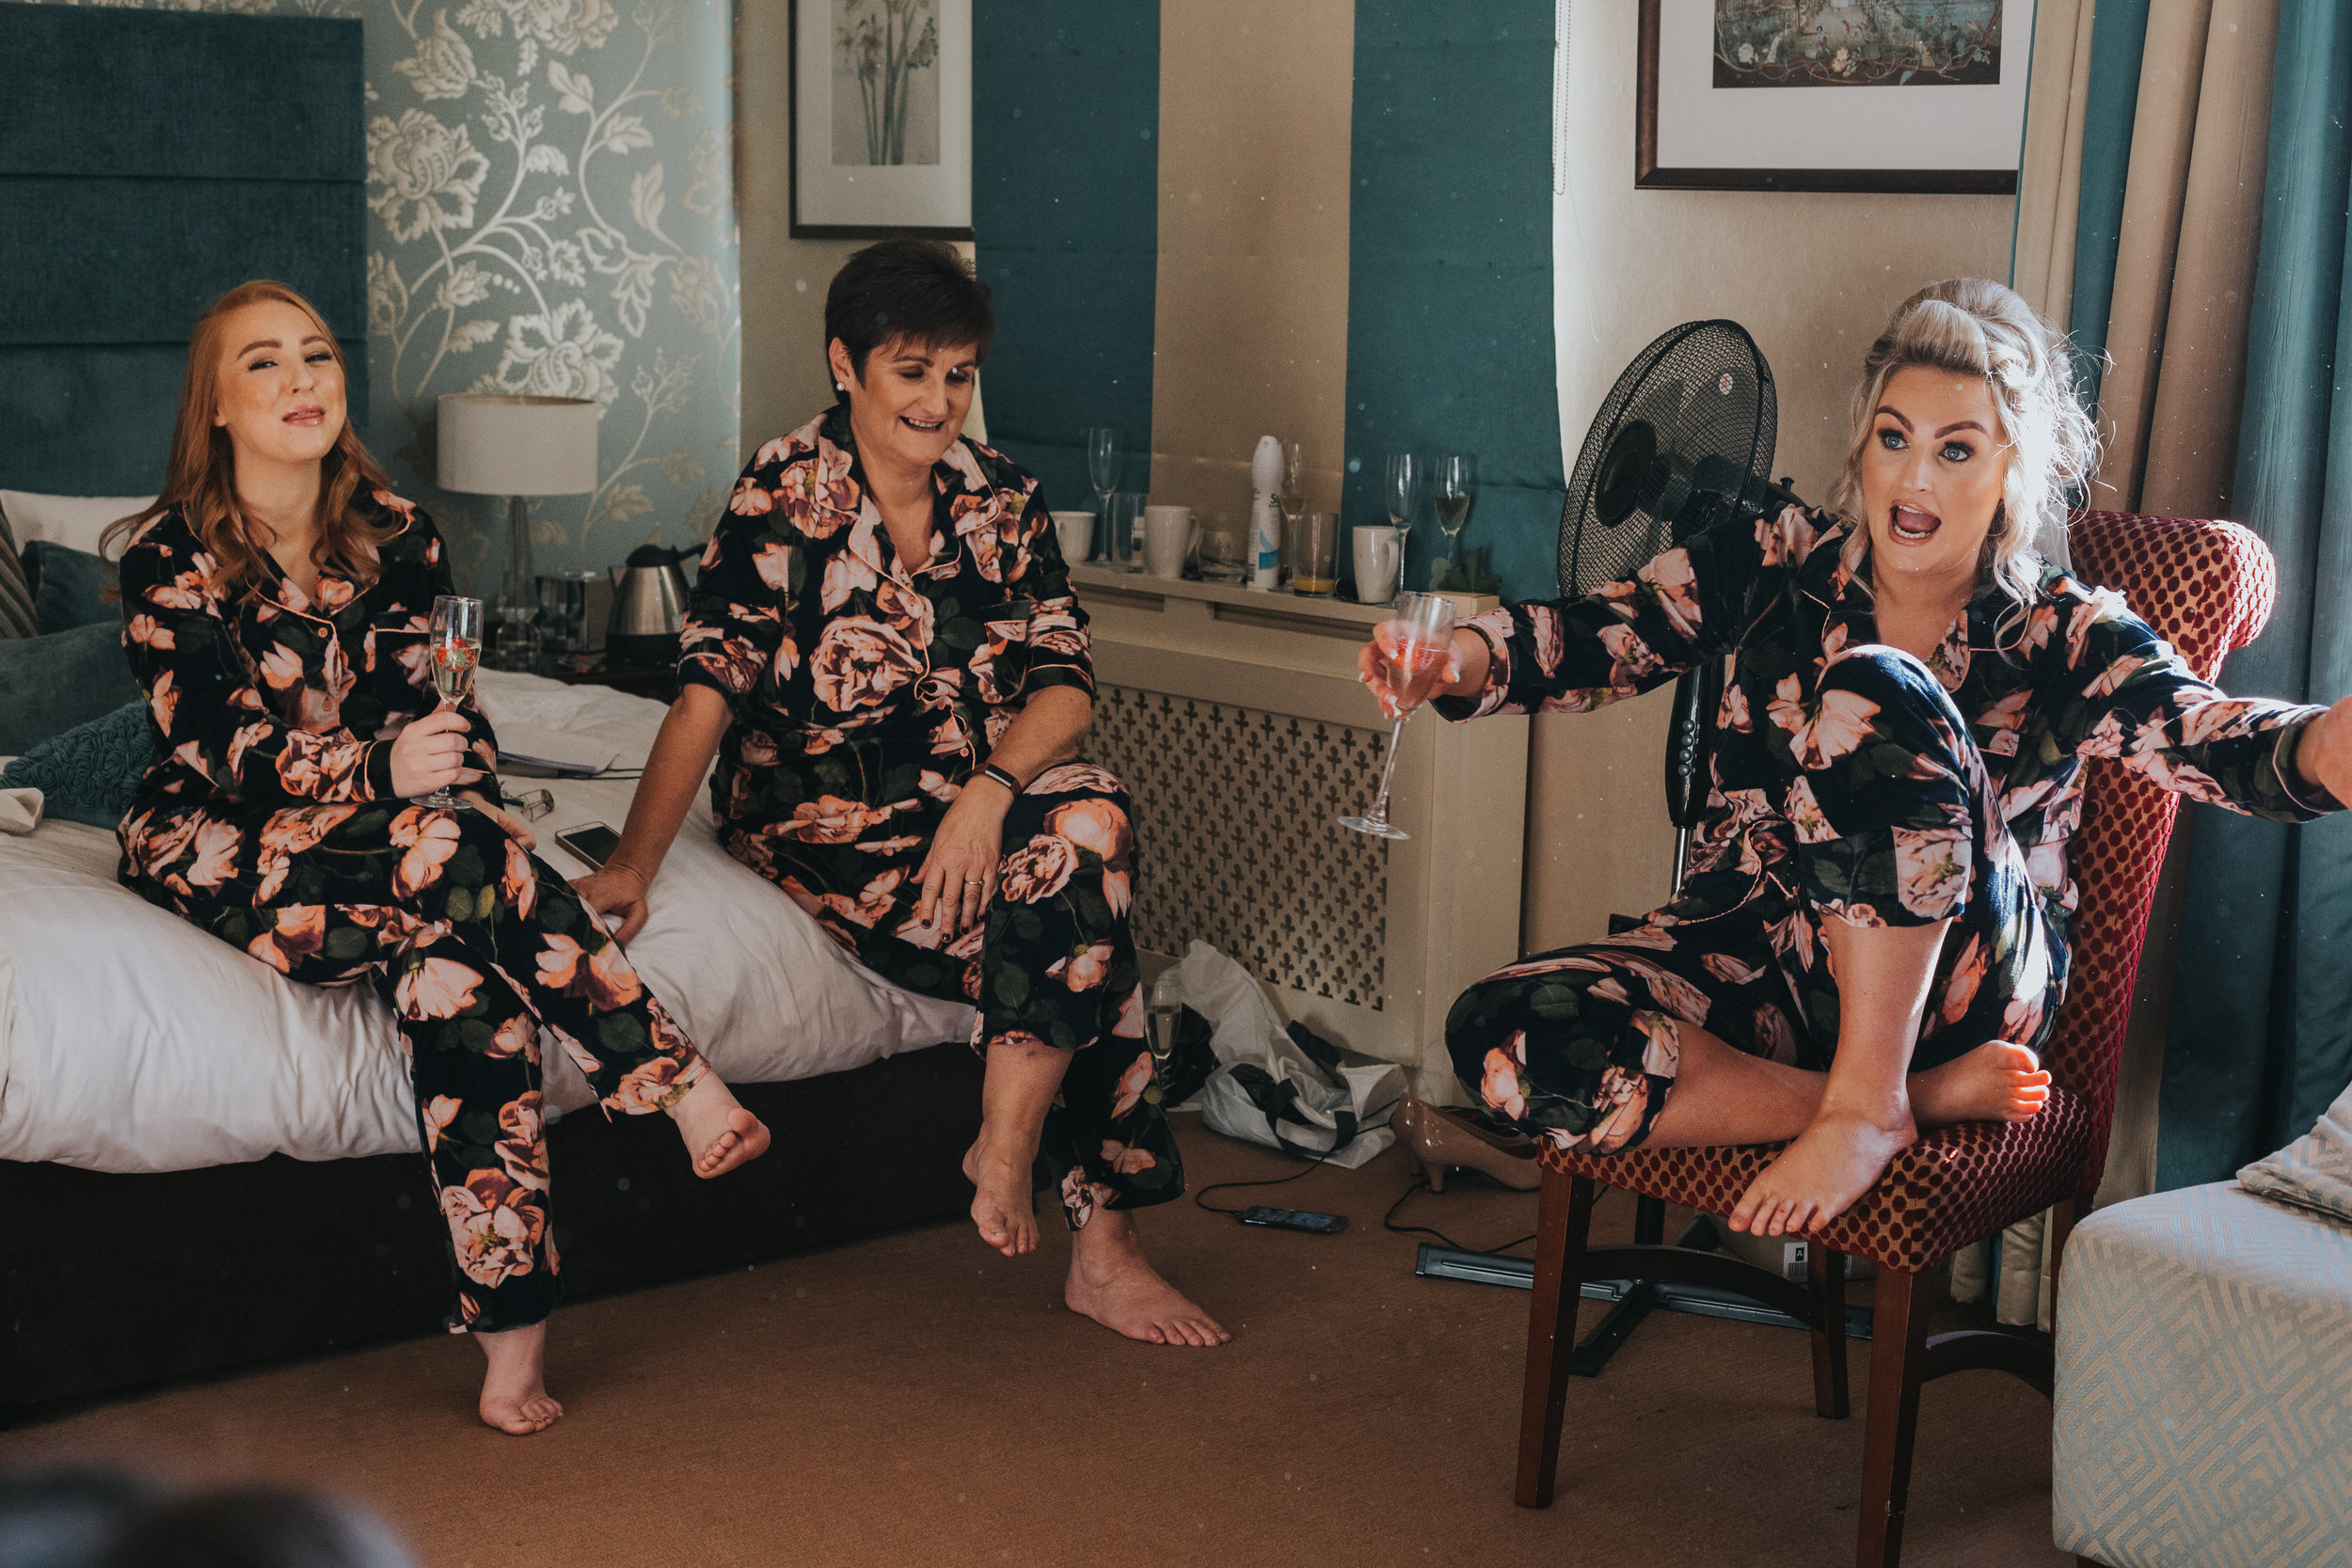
[2053,1181,2352,1566]
[1537,511,2280,1275]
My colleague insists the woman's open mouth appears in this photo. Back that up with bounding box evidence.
[900,414,946,435]
[1889,504,1942,544]
[283,405,326,428]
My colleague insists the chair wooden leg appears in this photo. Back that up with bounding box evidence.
[1514,1167,1596,1509]
[1809,1243,1851,1418]
[1855,1266,1935,1568]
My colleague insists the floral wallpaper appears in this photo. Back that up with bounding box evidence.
[19,0,739,588]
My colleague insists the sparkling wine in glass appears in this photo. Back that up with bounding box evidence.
[1146,971,1183,1065]
[1340,591,1456,841]
[1086,426,1125,567]
[422,594,483,812]
[1434,453,1478,567]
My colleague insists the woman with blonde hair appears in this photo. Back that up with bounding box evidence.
[1386,277,2352,1233]
[107,280,769,1434]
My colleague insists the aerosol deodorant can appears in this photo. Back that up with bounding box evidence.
[1250,435,1282,590]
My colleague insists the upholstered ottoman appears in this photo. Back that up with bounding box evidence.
[2054,1181,2352,1566]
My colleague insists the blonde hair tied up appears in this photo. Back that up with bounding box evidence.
[1824,277,2099,608]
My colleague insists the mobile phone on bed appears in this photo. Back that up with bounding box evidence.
[554,821,622,870]
[1238,1206,1347,1236]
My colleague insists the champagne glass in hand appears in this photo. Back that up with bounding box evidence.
[1341,591,1456,841]
[422,594,484,812]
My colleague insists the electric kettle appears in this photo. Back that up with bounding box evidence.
[607,543,691,669]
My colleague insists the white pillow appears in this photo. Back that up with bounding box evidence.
[2240,1080,2352,1224]
[0,491,159,556]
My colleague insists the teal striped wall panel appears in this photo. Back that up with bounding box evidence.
[1343,0,1563,601]
[971,0,1158,513]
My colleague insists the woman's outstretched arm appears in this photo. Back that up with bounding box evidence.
[572,684,731,943]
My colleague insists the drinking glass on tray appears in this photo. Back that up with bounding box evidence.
[1340,591,1456,841]
[422,594,484,812]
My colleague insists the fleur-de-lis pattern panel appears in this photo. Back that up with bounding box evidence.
[1089,685,1391,1011]
[14,0,739,589]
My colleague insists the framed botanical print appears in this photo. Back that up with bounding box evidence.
[790,0,973,238]
[1637,0,2025,195]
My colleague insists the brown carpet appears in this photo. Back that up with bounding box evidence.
[2,1115,2065,1567]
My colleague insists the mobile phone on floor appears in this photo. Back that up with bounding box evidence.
[1238,1206,1347,1235]
[554,821,621,870]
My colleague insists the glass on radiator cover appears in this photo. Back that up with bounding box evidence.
[1339,591,1456,842]
[421,594,484,813]
[1433,453,1477,568]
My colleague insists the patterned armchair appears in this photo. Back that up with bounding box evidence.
[1507,511,2280,1568]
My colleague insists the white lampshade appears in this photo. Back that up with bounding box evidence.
[436,394,600,496]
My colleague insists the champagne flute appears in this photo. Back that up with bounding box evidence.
[1340,591,1456,841]
[1086,426,1125,568]
[422,594,484,812]
[1147,970,1184,1074]
[1385,451,1423,590]
[1434,453,1478,567]
[1276,440,1308,585]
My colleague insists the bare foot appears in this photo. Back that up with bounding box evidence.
[1911,1040,2052,1127]
[1065,1212,1230,1347]
[476,1322,563,1435]
[668,1075,771,1178]
[1727,1103,1918,1238]
[961,1127,1039,1258]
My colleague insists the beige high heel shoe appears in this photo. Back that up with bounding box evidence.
[1394,1097,1540,1193]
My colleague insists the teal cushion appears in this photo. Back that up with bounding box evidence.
[0,699,151,829]
[25,541,116,634]
[0,619,140,754]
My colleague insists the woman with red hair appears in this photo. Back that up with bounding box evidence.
[109,280,770,1434]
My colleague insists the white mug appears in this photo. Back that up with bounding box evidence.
[1353,524,1402,604]
[1142,504,1199,578]
[1050,509,1095,564]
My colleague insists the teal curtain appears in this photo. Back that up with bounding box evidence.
[971,1,1158,513]
[2064,0,2150,408]
[2156,0,2352,1187]
[1342,0,1562,600]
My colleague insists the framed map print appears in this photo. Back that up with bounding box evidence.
[791,0,973,237]
[1638,0,2026,194]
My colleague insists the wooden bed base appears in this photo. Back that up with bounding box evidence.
[0,1042,983,1425]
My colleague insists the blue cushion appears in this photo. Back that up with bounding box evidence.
[0,619,140,754]
[24,540,116,634]
[0,699,151,829]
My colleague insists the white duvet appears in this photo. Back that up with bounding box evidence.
[0,672,976,1173]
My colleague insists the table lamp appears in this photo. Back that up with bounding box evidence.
[436,393,599,669]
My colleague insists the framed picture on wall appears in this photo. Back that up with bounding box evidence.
[1637,0,2025,194]
[790,0,973,238]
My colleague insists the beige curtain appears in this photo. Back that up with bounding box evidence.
[2011,0,2099,327]
[2091,0,2280,517]
[1958,0,2280,1332]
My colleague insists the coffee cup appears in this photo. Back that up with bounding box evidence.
[1353,524,1403,604]
[1142,504,1199,578]
[1050,509,1096,564]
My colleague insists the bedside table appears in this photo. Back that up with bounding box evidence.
[535,654,676,704]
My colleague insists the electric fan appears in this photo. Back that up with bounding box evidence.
[1560,319,1793,890]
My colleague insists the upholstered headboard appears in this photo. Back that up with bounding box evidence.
[0,6,366,496]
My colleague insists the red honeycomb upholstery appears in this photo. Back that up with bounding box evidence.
[1537,510,2280,1273]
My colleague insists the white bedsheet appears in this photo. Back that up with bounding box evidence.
[0,672,976,1173]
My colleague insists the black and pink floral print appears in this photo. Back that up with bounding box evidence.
[1442,505,2338,1157]
[678,410,1178,1224]
[117,499,707,1331]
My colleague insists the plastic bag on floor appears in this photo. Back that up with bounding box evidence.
[1160,940,1400,1169]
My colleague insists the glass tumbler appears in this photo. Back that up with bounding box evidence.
[1290,513,1341,597]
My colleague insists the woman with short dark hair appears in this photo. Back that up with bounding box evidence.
[576,239,1226,1347]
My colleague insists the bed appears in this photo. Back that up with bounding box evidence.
[0,669,986,1420]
